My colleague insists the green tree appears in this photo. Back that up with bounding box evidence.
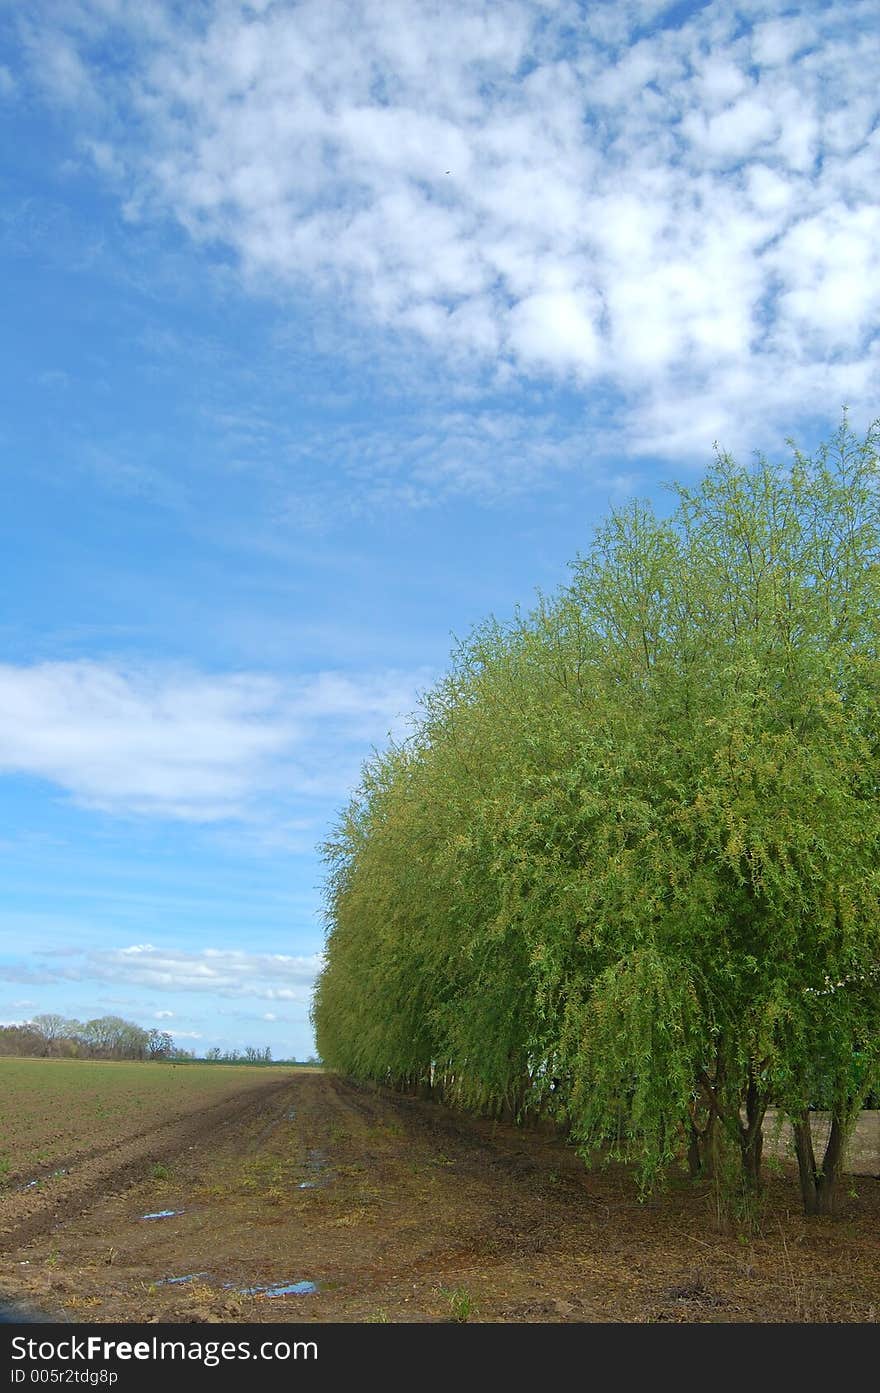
[313,416,880,1217]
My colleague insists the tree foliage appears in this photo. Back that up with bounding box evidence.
[312,417,880,1214]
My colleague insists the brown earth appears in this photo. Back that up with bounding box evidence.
[1,1072,879,1324]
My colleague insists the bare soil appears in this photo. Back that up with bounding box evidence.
[2,1073,879,1323]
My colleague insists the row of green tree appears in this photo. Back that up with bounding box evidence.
[0,1014,178,1060]
[313,418,880,1217]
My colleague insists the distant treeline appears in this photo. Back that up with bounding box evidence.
[0,1013,318,1067]
[199,1048,320,1066]
[202,1045,272,1063]
[0,1014,181,1061]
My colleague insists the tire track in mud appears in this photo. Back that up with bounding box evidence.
[0,1076,295,1252]
[3,1073,879,1324]
[319,1075,588,1261]
[326,1074,574,1185]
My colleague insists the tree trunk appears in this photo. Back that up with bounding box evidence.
[792,1108,846,1217]
[738,1069,766,1192]
[686,1122,702,1180]
[816,1113,844,1215]
[685,1110,717,1179]
[792,1110,819,1215]
[739,1128,763,1191]
[702,1110,718,1178]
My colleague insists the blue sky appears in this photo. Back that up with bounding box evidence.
[1,0,877,1060]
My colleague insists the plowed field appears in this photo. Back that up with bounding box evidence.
[1,1065,879,1323]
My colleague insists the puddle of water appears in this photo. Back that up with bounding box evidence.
[297,1148,333,1189]
[20,1168,68,1192]
[141,1209,184,1220]
[158,1272,209,1286]
[286,1108,296,1120]
[238,1281,318,1297]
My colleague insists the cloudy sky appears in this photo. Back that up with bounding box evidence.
[1,0,877,1059]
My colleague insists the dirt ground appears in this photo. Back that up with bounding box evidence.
[1,1072,879,1324]
[0,1058,295,1181]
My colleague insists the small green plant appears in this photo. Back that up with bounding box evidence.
[763,1152,784,1179]
[708,1130,765,1236]
[442,1285,478,1323]
[151,1162,171,1181]
[367,1309,390,1323]
[0,1156,11,1184]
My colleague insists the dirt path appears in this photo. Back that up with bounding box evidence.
[2,1073,879,1323]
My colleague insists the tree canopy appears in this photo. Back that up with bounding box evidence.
[312,416,880,1215]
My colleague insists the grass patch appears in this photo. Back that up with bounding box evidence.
[441,1285,478,1322]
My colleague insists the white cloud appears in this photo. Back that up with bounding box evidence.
[682,95,778,163]
[0,660,428,821]
[46,944,322,1003]
[507,289,602,375]
[752,16,814,68]
[276,405,636,514]
[33,36,94,106]
[770,202,880,350]
[14,0,880,459]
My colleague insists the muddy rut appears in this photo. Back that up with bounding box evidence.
[2,1073,879,1323]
